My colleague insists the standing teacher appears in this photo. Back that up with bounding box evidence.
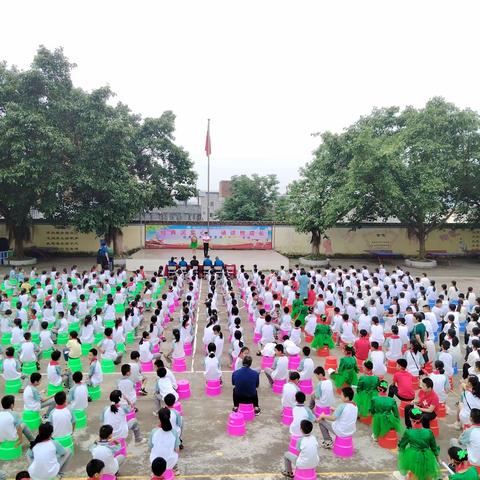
[298,268,309,300]
[202,231,211,257]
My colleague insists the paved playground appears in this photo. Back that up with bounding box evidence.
[1,253,480,479]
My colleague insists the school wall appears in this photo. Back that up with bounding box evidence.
[3,222,480,257]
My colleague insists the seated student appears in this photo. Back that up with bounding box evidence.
[282,371,301,409]
[290,391,316,438]
[370,380,401,442]
[264,344,289,386]
[47,391,75,441]
[67,371,89,413]
[445,447,478,479]
[129,351,148,395]
[2,346,27,388]
[148,408,180,472]
[86,459,105,480]
[151,457,168,480]
[309,366,335,413]
[204,343,222,382]
[164,393,184,449]
[117,364,137,407]
[353,330,370,364]
[331,344,359,388]
[369,341,387,377]
[282,419,319,479]
[316,386,358,449]
[450,408,480,469]
[19,333,39,367]
[0,395,35,444]
[354,360,379,419]
[98,328,123,365]
[405,377,439,430]
[87,349,103,387]
[154,368,179,412]
[47,350,71,390]
[389,359,415,402]
[298,347,314,381]
[90,425,125,477]
[311,315,335,350]
[23,372,56,417]
[27,422,72,480]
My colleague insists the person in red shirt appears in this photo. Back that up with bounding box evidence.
[405,377,439,429]
[354,329,371,363]
[389,359,415,401]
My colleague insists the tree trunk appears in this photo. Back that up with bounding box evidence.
[13,229,25,259]
[417,229,427,259]
[310,230,321,256]
[110,227,124,256]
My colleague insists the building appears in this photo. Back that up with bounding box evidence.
[198,191,223,221]
[141,201,201,222]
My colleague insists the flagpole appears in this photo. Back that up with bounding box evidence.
[206,118,211,234]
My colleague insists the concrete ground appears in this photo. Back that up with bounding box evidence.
[2,254,480,479]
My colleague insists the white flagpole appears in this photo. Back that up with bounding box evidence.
[206,118,211,234]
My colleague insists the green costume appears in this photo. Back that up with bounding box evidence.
[449,467,479,479]
[370,394,402,439]
[331,356,359,388]
[294,305,309,327]
[398,428,440,480]
[291,298,303,318]
[311,323,335,349]
[354,374,379,417]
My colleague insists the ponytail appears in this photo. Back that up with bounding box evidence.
[109,390,122,413]
[30,422,53,450]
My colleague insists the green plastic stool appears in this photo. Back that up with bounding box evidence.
[47,322,54,330]
[41,348,53,360]
[47,383,64,396]
[88,384,101,401]
[94,332,104,344]
[53,434,74,454]
[81,343,93,356]
[68,322,79,333]
[67,357,82,373]
[73,409,87,429]
[126,331,135,345]
[115,304,125,314]
[4,378,22,394]
[56,332,69,345]
[1,333,12,346]
[31,332,40,345]
[0,440,22,460]
[23,410,41,430]
[101,358,115,373]
[104,320,115,329]
[21,361,38,374]
[116,343,126,353]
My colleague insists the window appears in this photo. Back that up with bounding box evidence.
[210,201,214,207]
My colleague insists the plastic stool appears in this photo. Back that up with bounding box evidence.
[116,343,126,354]
[21,361,38,374]
[54,434,74,454]
[359,415,372,425]
[378,429,398,449]
[289,434,301,455]
[206,379,222,396]
[280,329,290,339]
[1,333,12,346]
[333,435,354,458]
[438,403,446,418]
[317,346,329,357]
[288,355,300,370]
[430,417,440,437]
[261,356,274,369]
[126,409,136,422]
[163,470,175,480]
[88,384,102,401]
[184,342,192,356]
[324,356,338,370]
[399,400,410,418]
[299,379,313,395]
[412,376,419,390]
[56,332,69,345]
[47,383,64,396]
[0,440,22,460]
[140,360,154,372]
[387,359,397,374]
[272,378,286,394]
[282,406,293,426]
[101,474,116,480]
[68,357,82,373]
[177,379,191,399]
[41,348,53,360]
[172,356,187,372]
[4,378,22,394]
[94,332,104,344]
[126,331,135,345]
[294,468,317,480]
[238,403,255,422]
[227,412,246,436]
[81,343,93,356]
[173,401,183,415]
[73,409,87,429]
[23,410,41,430]
[101,358,115,373]
[253,332,261,345]
[116,438,127,457]
[314,406,331,416]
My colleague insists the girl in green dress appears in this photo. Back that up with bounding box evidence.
[354,360,379,419]
[370,380,402,440]
[446,447,479,479]
[397,409,440,480]
[331,344,359,388]
[190,233,198,254]
[311,315,335,350]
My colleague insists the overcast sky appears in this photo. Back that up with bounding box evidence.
[2,0,480,192]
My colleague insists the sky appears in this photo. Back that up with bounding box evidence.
[2,0,480,193]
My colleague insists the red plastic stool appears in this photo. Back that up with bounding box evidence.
[317,346,329,357]
[324,356,338,370]
[378,429,398,449]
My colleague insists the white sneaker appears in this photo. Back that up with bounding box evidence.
[392,472,406,480]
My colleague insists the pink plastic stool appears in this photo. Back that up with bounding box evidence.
[172,356,187,372]
[101,475,116,480]
[227,412,246,436]
[299,379,313,395]
[135,381,142,395]
[140,360,153,372]
[152,343,160,354]
[265,303,271,311]
[248,313,254,323]
[177,379,191,399]
[126,409,136,422]
[288,355,301,370]
[238,403,255,422]
[272,378,286,394]
[163,470,175,480]
[169,304,175,314]
[261,356,274,369]
[314,406,331,416]
[253,332,261,344]
[294,468,317,480]
[333,435,354,458]
[115,438,127,457]
[184,341,192,356]
[282,406,293,426]
[280,329,290,339]
[206,379,222,396]
[173,401,183,415]
[231,356,237,371]
[163,314,170,326]
[289,434,301,455]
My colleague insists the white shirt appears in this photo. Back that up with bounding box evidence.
[332,402,358,437]
[68,384,89,411]
[47,363,62,387]
[149,428,178,469]
[2,357,21,380]
[102,406,129,440]
[296,434,320,469]
[28,440,61,480]
[90,442,119,475]
[49,407,74,438]
[204,355,222,380]
[272,356,289,381]
[24,385,41,411]
[299,357,315,380]
[281,382,299,408]
[156,377,179,401]
[118,377,137,405]
[314,379,335,407]
[369,350,386,376]
[0,410,19,441]
[290,405,315,436]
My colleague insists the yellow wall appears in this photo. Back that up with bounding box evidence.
[4,223,479,256]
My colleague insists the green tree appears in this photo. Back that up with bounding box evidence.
[216,174,279,221]
[328,98,480,258]
[0,48,72,257]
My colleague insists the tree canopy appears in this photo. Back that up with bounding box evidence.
[216,174,280,221]
[0,46,197,256]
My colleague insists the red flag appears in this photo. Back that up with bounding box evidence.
[205,120,211,157]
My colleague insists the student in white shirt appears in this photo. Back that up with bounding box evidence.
[68,371,89,412]
[204,344,222,381]
[283,419,319,477]
[98,327,123,364]
[282,371,301,408]
[48,391,75,439]
[87,349,104,387]
[148,408,180,470]
[2,346,26,384]
[0,394,34,443]
[298,347,315,381]
[23,372,56,415]
[310,366,335,411]
[304,309,317,338]
[117,364,138,406]
[27,422,71,480]
[90,425,125,476]
[429,360,450,404]
[264,344,289,386]
[154,367,179,412]
[369,342,387,376]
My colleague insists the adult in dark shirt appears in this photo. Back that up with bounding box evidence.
[232,356,261,414]
[190,255,199,267]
